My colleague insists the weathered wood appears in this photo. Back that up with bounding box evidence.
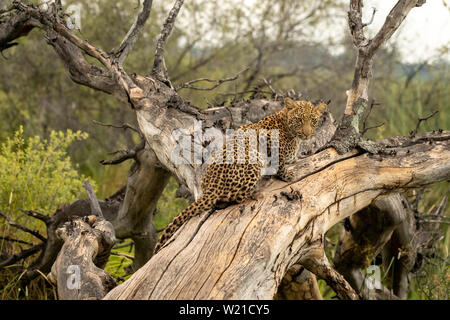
[333,193,409,299]
[382,192,448,299]
[48,216,117,300]
[104,132,450,299]
[114,147,171,270]
[274,265,323,300]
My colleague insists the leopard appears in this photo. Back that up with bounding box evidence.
[154,97,327,253]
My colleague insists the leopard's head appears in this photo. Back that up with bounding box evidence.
[283,98,327,139]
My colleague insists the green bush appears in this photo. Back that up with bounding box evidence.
[0,126,93,218]
[0,127,93,299]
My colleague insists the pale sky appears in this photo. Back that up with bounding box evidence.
[361,0,450,63]
[229,0,450,63]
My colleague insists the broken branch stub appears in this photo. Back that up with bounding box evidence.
[48,215,117,300]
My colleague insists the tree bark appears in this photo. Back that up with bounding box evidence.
[104,132,450,299]
[48,215,117,300]
[274,265,323,300]
[333,193,410,299]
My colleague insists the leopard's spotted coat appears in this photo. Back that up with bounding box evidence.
[154,98,327,253]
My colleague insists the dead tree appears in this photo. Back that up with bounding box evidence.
[0,0,447,300]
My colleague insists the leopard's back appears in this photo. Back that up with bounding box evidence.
[154,99,327,252]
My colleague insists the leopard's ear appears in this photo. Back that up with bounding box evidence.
[284,98,297,110]
[316,103,327,114]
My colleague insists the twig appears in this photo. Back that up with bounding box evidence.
[82,181,103,217]
[411,187,426,211]
[217,89,273,98]
[418,220,450,225]
[262,78,276,96]
[100,138,145,166]
[0,243,45,269]
[0,210,47,242]
[362,7,377,27]
[361,99,382,136]
[113,241,134,250]
[100,150,137,165]
[93,120,145,165]
[92,120,143,138]
[175,68,249,91]
[115,0,153,64]
[410,110,439,137]
[152,0,185,81]
[0,236,33,246]
[362,123,384,136]
[111,252,134,260]
[20,209,51,224]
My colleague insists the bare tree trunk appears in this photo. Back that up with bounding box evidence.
[104,133,449,299]
[113,147,171,270]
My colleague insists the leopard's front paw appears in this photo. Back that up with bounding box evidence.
[278,168,294,182]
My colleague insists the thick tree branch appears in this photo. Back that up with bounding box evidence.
[151,0,184,82]
[345,0,426,116]
[0,210,47,243]
[50,36,123,97]
[369,0,426,55]
[115,0,153,65]
[104,132,450,299]
[301,251,359,300]
[0,2,129,99]
[330,0,426,154]
[48,215,117,299]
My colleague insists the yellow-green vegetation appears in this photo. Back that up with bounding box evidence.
[105,241,135,283]
[0,127,92,217]
[104,178,188,282]
[0,127,93,299]
[154,177,189,232]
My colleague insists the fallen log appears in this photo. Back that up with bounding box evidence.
[104,131,450,299]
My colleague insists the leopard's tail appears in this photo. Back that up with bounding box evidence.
[154,194,218,253]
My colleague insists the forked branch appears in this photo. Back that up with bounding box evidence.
[345,0,426,115]
[175,68,249,91]
[0,210,46,242]
[152,0,185,82]
[115,0,154,64]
